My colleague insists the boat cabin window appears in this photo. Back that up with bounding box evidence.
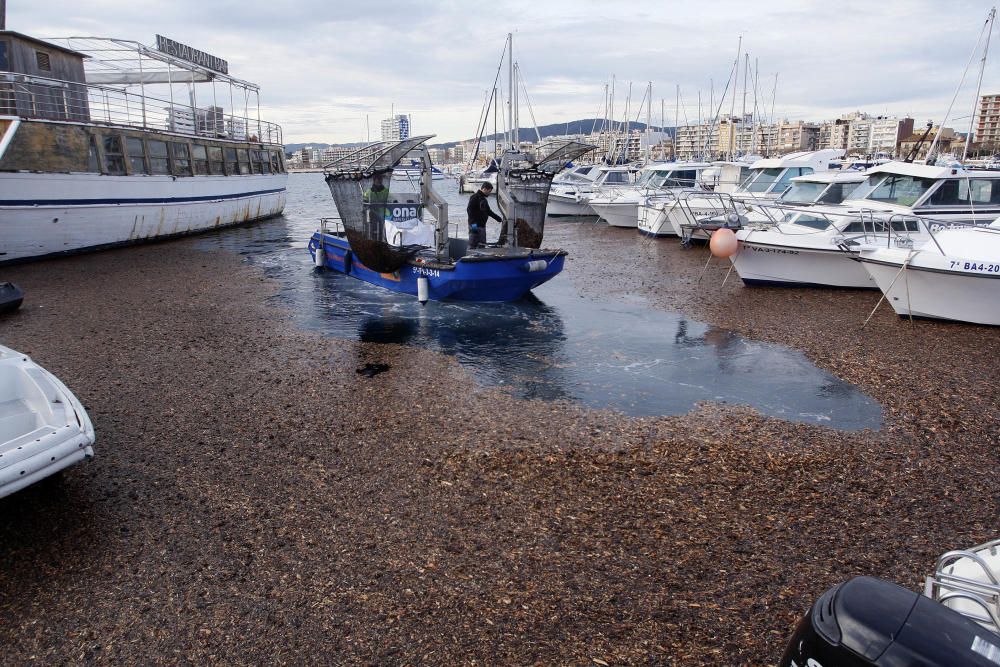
[208,146,225,175]
[102,136,126,175]
[791,214,832,230]
[147,140,170,175]
[237,149,251,175]
[600,171,632,185]
[224,147,239,175]
[925,179,1000,207]
[252,149,271,174]
[0,41,8,71]
[270,150,282,173]
[125,137,147,175]
[842,218,921,233]
[171,143,191,176]
[191,145,209,175]
[665,170,698,187]
[852,174,935,207]
[87,135,100,172]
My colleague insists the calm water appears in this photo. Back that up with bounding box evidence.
[193,173,882,430]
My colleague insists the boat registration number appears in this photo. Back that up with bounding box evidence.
[411,266,440,278]
[749,244,799,255]
[949,260,1000,274]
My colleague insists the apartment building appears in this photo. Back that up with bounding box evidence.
[977,93,1000,151]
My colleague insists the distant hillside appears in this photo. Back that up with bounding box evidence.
[285,119,674,154]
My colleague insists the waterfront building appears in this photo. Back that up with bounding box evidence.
[977,93,1000,154]
[898,126,963,161]
[381,114,411,141]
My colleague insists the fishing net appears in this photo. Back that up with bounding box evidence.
[323,136,432,272]
[497,140,596,248]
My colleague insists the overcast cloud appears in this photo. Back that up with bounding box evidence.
[9,0,999,143]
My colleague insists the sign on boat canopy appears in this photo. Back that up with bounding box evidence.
[154,34,229,74]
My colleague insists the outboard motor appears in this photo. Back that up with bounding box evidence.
[780,576,1000,666]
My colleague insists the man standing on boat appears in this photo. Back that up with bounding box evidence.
[466,182,502,249]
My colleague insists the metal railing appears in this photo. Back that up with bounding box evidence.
[0,72,282,145]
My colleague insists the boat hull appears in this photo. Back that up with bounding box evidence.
[309,233,566,302]
[733,239,876,288]
[638,201,679,237]
[860,254,1000,325]
[589,201,639,228]
[0,345,95,499]
[0,172,288,263]
[546,194,595,217]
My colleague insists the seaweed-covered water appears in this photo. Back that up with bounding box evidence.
[194,173,882,430]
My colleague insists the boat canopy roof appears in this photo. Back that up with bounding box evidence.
[750,149,845,171]
[790,170,868,185]
[47,36,261,90]
[865,160,1000,180]
[324,135,434,175]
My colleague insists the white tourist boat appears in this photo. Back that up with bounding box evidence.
[730,161,1000,288]
[588,162,712,228]
[857,222,1000,325]
[0,344,95,499]
[0,32,287,264]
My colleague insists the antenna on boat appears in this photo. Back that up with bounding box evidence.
[926,7,995,164]
[0,0,6,30]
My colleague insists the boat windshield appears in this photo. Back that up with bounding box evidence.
[780,181,826,203]
[819,181,862,204]
[743,168,785,193]
[635,170,666,188]
[851,173,936,207]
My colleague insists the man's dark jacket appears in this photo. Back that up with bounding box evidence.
[467,191,502,227]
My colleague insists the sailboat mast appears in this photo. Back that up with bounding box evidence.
[506,33,514,151]
[729,36,741,160]
[674,84,679,160]
[644,82,651,163]
[966,7,996,160]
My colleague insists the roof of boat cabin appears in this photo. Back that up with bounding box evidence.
[749,149,845,170]
[640,162,713,171]
[790,170,868,184]
[866,160,1000,180]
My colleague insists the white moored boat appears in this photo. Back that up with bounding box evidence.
[650,150,845,240]
[0,32,287,264]
[0,344,95,499]
[589,162,711,228]
[858,222,1000,325]
[731,161,1000,288]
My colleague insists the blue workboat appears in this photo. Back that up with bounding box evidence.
[308,134,594,303]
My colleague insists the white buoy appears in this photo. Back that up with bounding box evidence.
[313,243,324,268]
[417,277,429,305]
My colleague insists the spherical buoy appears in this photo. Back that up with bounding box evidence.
[710,228,738,258]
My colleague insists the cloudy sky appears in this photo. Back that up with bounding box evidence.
[10,0,999,143]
